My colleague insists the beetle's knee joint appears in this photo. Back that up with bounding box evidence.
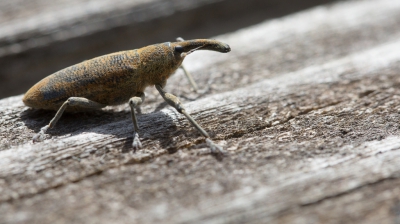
[129,98,142,107]
[66,97,80,106]
[67,97,78,101]
[176,104,184,113]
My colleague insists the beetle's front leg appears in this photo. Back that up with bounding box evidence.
[177,37,198,92]
[155,84,225,155]
[33,97,107,142]
[129,93,145,150]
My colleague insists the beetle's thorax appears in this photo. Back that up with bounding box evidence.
[137,43,184,86]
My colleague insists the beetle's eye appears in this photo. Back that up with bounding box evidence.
[175,45,184,53]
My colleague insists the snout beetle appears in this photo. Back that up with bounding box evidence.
[23,38,231,154]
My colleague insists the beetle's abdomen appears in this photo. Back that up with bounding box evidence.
[23,50,143,110]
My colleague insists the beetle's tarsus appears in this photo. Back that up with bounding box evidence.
[129,94,145,151]
[32,125,50,142]
[132,132,142,150]
[206,138,226,155]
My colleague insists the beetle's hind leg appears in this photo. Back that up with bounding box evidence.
[129,93,145,150]
[33,97,106,142]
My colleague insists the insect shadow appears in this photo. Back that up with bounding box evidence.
[20,106,186,154]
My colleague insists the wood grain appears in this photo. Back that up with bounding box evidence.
[1,0,400,223]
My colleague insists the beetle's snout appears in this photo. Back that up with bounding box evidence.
[219,43,231,53]
[201,42,230,53]
[175,39,231,55]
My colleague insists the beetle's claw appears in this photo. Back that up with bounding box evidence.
[32,125,50,143]
[132,132,142,151]
[206,138,226,156]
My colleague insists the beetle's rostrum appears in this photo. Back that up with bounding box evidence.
[23,38,231,154]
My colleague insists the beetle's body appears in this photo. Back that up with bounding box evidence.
[23,38,230,153]
[24,43,183,110]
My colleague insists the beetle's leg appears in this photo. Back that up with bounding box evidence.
[179,65,198,92]
[128,93,145,150]
[155,84,225,155]
[177,37,198,92]
[33,97,106,142]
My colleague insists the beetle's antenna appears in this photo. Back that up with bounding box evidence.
[181,45,205,57]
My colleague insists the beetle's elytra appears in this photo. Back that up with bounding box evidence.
[23,38,231,153]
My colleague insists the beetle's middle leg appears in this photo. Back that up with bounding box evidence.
[33,97,107,142]
[155,84,225,155]
[129,93,145,150]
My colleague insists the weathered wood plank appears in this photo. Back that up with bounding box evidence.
[1,0,400,223]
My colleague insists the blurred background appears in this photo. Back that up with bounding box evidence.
[0,0,337,99]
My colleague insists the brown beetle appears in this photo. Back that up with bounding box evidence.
[23,38,231,153]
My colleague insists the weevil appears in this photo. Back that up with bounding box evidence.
[23,38,231,153]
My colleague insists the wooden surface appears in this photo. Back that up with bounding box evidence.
[2,0,400,223]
